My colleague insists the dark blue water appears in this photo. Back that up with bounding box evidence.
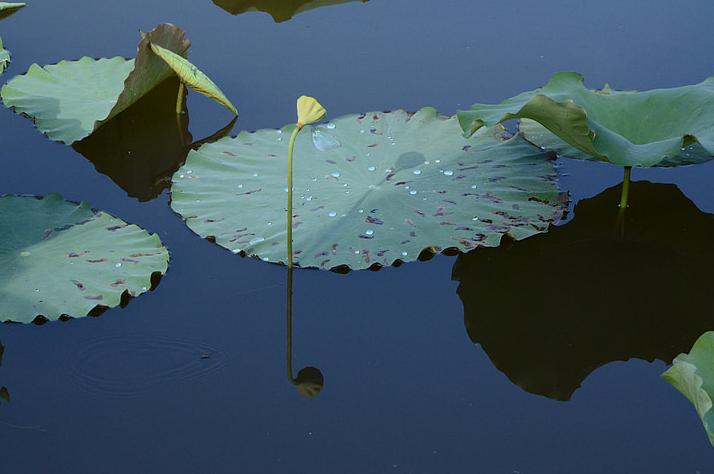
[1,1,714,472]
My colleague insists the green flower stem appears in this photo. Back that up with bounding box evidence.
[176,82,185,114]
[286,266,295,384]
[286,125,302,269]
[619,166,632,210]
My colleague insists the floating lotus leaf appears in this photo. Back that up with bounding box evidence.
[0,194,169,324]
[212,0,368,22]
[73,78,235,201]
[453,181,714,401]
[2,23,234,145]
[149,44,237,115]
[457,72,714,168]
[662,332,714,448]
[0,2,25,20]
[171,108,565,271]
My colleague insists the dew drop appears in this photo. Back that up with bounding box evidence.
[19,251,30,257]
[238,184,243,189]
[331,171,341,178]
[435,160,441,164]
[115,263,122,268]
[328,211,337,217]
[249,237,265,246]
[312,129,342,151]
[401,251,408,257]
[472,217,479,221]
[365,229,374,236]
[358,209,364,213]
[368,166,376,172]
[413,170,422,175]
[471,185,478,189]
[179,174,185,179]
[444,170,454,176]
[410,190,417,195]
[253,173,259,177]
[326,123,336,130]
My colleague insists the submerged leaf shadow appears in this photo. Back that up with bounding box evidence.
[73,77,236,201]
[452,181,714,401]
[212,0,369,22]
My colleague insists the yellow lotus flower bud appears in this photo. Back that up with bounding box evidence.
[296,96,326,128]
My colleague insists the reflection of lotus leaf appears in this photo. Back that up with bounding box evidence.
[663,332,714,448]
[73,78,235,202]
[171,108,566,271]
[453,181,714,401]
[0,340,7,403]
[212,0,368,22]
[458,72,714,167]
[0,194,169,323]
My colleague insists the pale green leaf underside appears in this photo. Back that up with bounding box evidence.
[0,194,169,323]
[149,43,237,115]
[212,0,367,22]
[0,2,25,11]
[458,72,714,167]
[1,23,190,144]
[663,332,714,448]
[171,108,564,271]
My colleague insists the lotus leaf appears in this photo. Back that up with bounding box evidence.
[2,23,235,145]
[212,0,368,22]
[73,78,235,201]
[457,72,714,168]
[453,181,714,401]
[663,332,714,448]
[0,2,24,20]
[0,36,9,74]
[0,194,169,323]
[171,108,565,271]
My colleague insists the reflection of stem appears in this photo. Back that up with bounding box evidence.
[287,126,302,269]
[176,82,186,114]
[619,166,632,210]
[286,266,295,384]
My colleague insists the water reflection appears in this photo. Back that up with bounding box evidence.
[73,78,236,201]
[0,340,9,403]
[212,0,369,22]
[286,268,324,397]
[453,181,714,401]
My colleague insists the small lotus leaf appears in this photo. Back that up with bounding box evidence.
[454,181,714,401]
[0,36,9,74]
[212,0,368,22]
[458,72,714,167]
[149,43,237,115]
[663,332,714,448]
[0,2,24,20]
[1,23,192,144]
[171,108,565,271]
[0,194,169,323]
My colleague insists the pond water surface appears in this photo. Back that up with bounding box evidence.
[2,0,714,472]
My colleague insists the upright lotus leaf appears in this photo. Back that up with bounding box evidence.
[0,194,169,323]
[0,2,25,20]
[0,36,9,74]
[1,23,193,144]
[457,72,714,168]
[663,332,714,448]
[171,108,565,271]
[149,44,237,115]
[73,78,236,201]
[453,181,714,401]
[212,0,368,22]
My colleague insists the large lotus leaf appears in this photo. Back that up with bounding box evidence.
[453,181,714,401]
[0,2,24,20]
[662,332,714,448]
[73,78,235,201]
[457,72,714,168]
[171,108,565,271]
[0,194,169,323]
[1,23,191,144]
[212,0,368,22]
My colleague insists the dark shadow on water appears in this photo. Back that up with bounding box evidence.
[452,181,714,401]
[73,78,235,202]
[212,0,369,22]
[0,340,9,404]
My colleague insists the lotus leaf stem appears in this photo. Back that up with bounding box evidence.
[287,266,294,383]
[619,166,632,210]
[176,82,185,114]
[286,125,301,269]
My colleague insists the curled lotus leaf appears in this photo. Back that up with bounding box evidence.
[1,23,233,145]
[663,332,714,448]
[453,181,714,401]
[0,194,169,324]
[171,108,565,271]
[0,2,25,20]
[212,0,368,22]
[457,72,714,168]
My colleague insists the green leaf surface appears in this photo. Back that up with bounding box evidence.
[149,43,237,115]
[171,108,565,271]
[453,181,714,401]
[0,36,9,74]
[457,72,714,167]
[0,2,25,20]
[212,0,368,22]
[663,332,714,448]
[1,23,191,144]
[0,194,169,324]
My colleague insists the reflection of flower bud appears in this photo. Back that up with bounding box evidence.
[294,367,324,398]
[296,96,326,128]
